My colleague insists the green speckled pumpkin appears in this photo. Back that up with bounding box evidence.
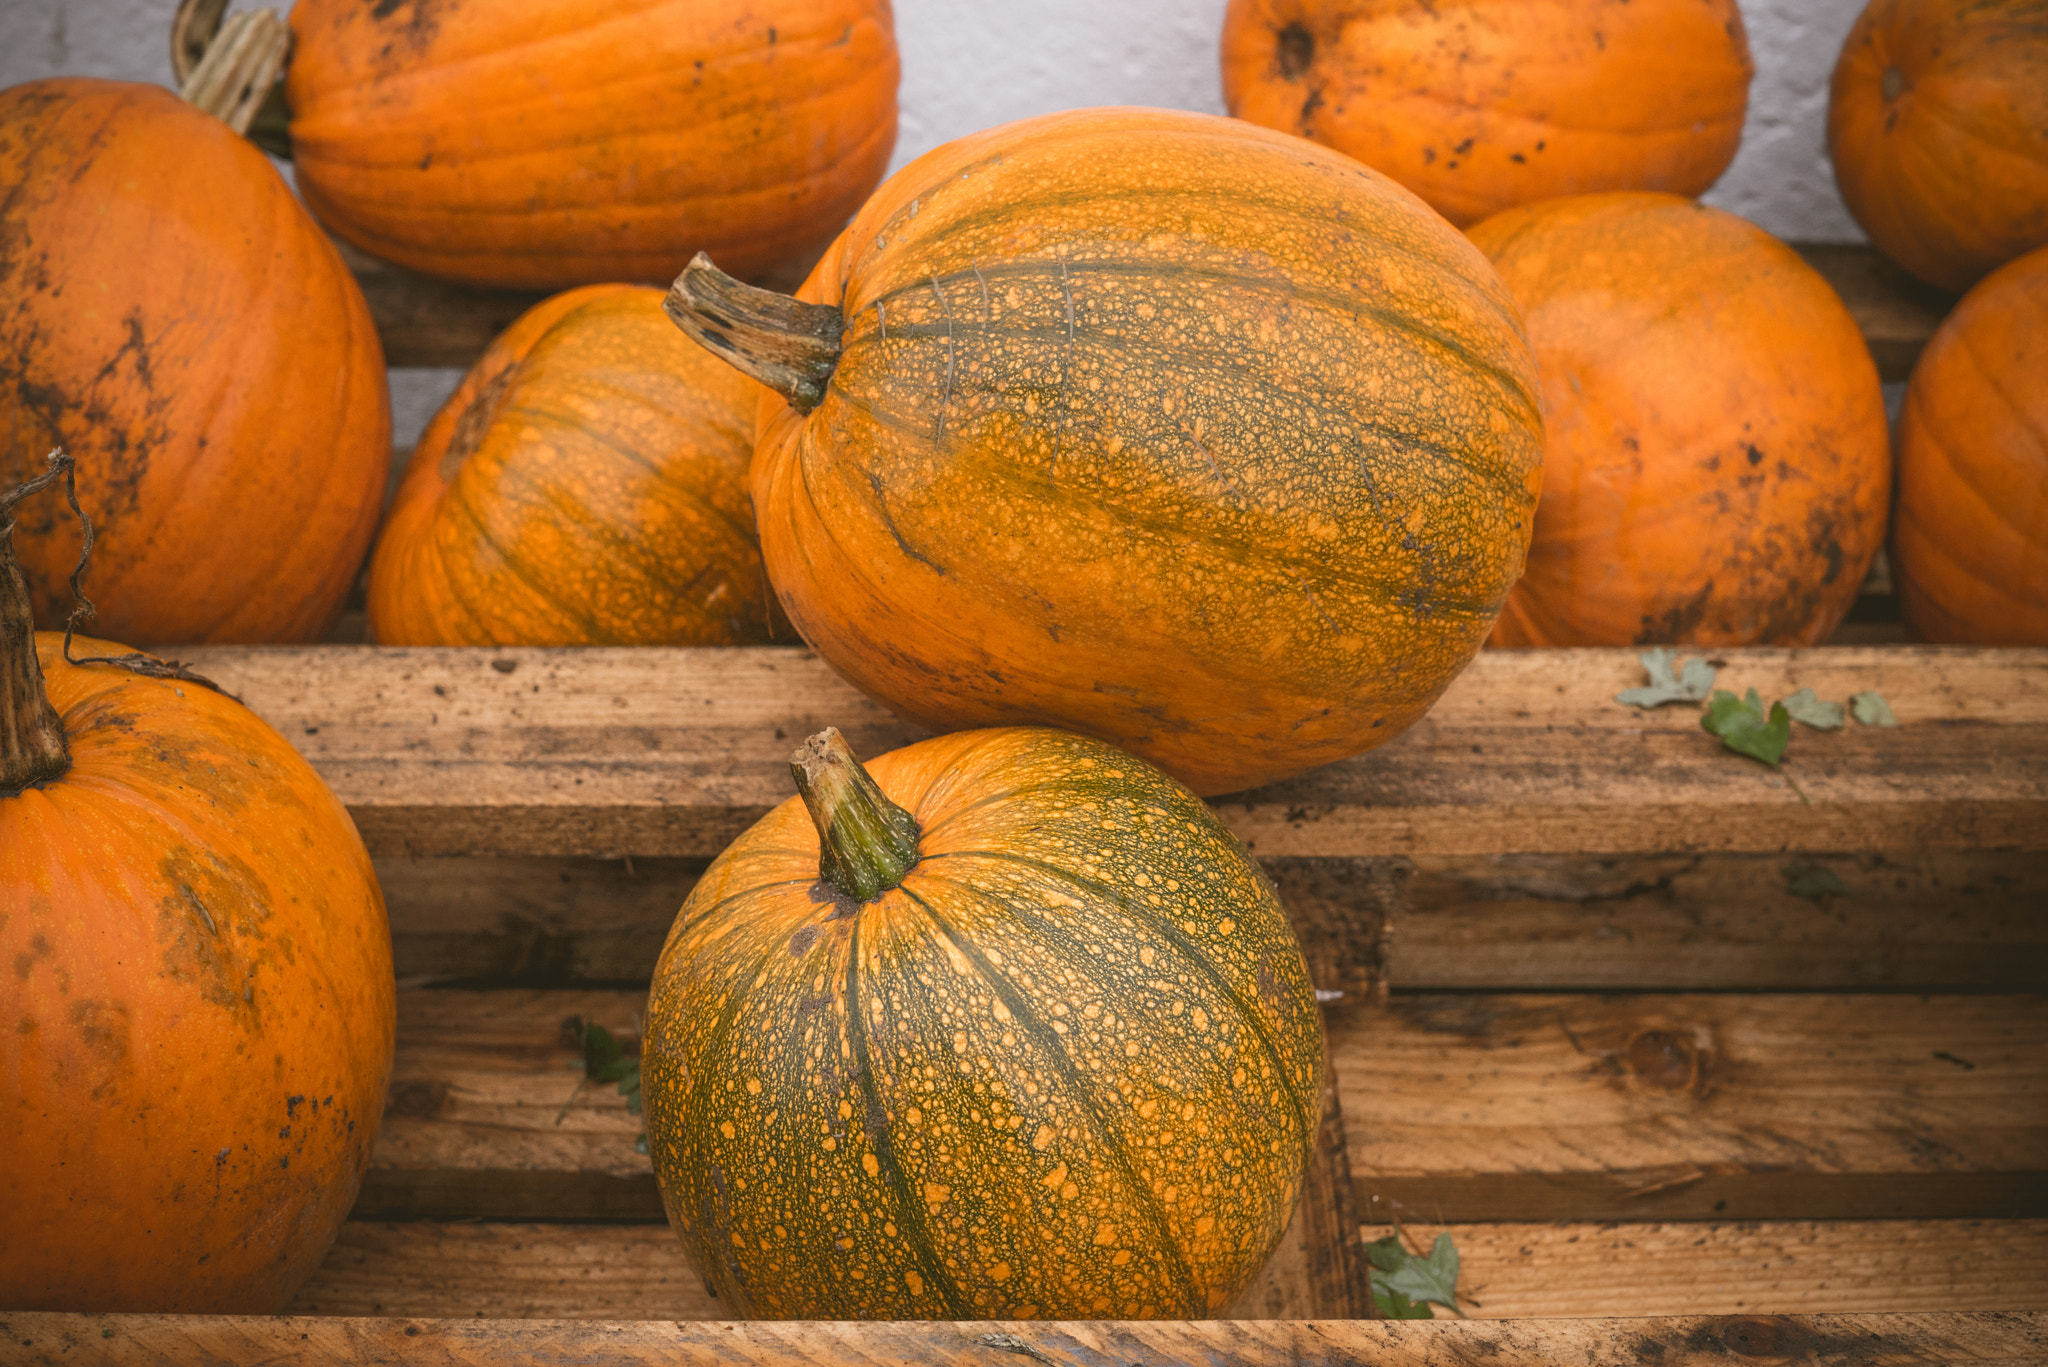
[640,726,1326,1320]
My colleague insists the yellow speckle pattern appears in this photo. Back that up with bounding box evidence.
[751,107,1544,795]
[643,727,1326,1320]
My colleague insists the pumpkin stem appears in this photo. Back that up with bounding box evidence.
[0,453,74,795]
[790,728,919,902]
[172,0,293,155]
[666,254,844,415]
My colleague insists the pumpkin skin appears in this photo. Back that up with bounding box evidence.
[1,635,395,1311]
[1828,0,2048,294]
[369,285,787,646]
[284,0,900,290]
[742,107,1543,796]
[1892,244,2048,643]
[1222,0,1753,228]
[642,726,1326,1320]
[0,78,389,646]
[1472,193,1891,648]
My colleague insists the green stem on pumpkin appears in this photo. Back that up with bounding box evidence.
[0,456,73,794]
[789,728,919,902]
[665,253,845,416]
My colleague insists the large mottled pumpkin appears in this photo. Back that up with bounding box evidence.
[369,285,786,646]
[642,726,1326,1319]
[0,459,395,1312]
[667,107,1543,796]
[276,0,898,290]
[1829,0,2048,294]
[1471,193,1890,648]
[1222,0,1753,227]
[1893,244,2048,642]
[0,78,389,645]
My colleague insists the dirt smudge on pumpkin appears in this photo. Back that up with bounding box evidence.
[368,0,445,64]
[14,930,54,981]
[68,997,133,1098]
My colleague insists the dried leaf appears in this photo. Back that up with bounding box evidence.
[1783,688,1845,730]
[1702,689,1791,766]
[1851,690,1898,726]
[1616,647,1717,708]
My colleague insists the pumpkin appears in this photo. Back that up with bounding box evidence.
[1828,0,2048,294]
[1221,0,1753,228]
[1892,244,2048,643]
[666,106,1544,796]
[0,77,389,645]
[260,0,899,291]
[641,725,1326,1320]
[1470,193,1891,648]
[369,285,787,646]
[0,456,395,1312]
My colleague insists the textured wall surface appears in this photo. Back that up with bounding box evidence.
[1,0,1875,440]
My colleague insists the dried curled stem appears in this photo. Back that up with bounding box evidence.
[171,0,293,153]
[665,253,845,415]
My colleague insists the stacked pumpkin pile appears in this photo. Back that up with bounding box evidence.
[3,0,2044,1327]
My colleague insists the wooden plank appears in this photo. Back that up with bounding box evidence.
[1341,994,2048,1223]
[374,849,2046,993]
[1793,243,1956,383]
[356,990,2048,1225]
[172,645,2048,860]
[9,1310,2045,1366]
[1386,850,2048,991]
[353,239,1944,379]
[283,1219,2048,1321]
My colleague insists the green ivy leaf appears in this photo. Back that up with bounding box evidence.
[1702,689,1791,766]
[1616,647,1717,708]
[563,1016,645,1118]
[1851,690,1898,726]
[1782,688,1845,730]
[1365,1230,1462,1317]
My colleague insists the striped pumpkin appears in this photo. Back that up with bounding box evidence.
[641,726,1327,1320]
[667,106,1544,795]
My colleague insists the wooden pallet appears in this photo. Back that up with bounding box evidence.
[14,641,2013,1351]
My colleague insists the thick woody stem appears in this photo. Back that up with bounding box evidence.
[789,729,920,902]
[665,253,846,415]
[171,0,292,152]
[0,456,73,794]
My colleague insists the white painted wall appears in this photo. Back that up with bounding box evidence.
[2,0,1875,440]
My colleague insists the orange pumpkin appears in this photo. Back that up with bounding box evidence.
[0,459,394,1312]
[1893,244,2048,643]
[667,107,1544,796]
[1222,0,1753,227]
[1829,0,2048,294]
[1471,193,1891,648]
[0,78,389,646]
[279,0,899,290]
[369,285,786,646]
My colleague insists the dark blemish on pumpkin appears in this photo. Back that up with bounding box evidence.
[286,1095,304,1116]
[417,153,432,171]
[15,932,53,980]
[1622,436,1640,452]
[1746,444,1765,466]
[1453,138,1475,156]
[788,924,820,958]
[1536,140,1546,152]
[1299,86,1324,126]
[1594,30,1607,51]
[1275,23,1314,79]
[1510,153,1526,163]
[1637,580,1715,644]
[1882,66,1906,101]
[1422,147,1436,164]
[866,468,944,574]
[767,26,777,43]
[68,997,131,1062]
[179,883,219,936]
[1446,160,1460,170]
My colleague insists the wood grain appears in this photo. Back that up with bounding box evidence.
[371,849,2047,994]
[353,990,2048,1225]
[172,645,2048,860]
[282,1219,2048,1321]
[9,1311,2044,1366]
[1341,994,2048,1222]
